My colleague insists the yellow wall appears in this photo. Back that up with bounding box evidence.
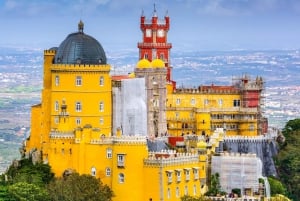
[166,92,259,136]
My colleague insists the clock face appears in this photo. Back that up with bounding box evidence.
[146,29,151,37]
[157,29,164,37]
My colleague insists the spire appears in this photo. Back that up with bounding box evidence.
[153,3,157,17]
[141,9,144,17]
[165,10,169,17]
[78,20,84,33]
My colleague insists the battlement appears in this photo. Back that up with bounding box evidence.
[88,136,147,145]
[50,131,74,139]
[224,135,272,142]
[144,150,199,166]
[175,86,240,94]
[44,49,56,55]
[51,64,111,72]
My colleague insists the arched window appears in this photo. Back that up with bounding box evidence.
[105,168,111,176]
[99,76,104,86]
[119,173,125,183]
[91,167,96,176]
[167,188,171,199]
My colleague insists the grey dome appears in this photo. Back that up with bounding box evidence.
[54,21,107,65]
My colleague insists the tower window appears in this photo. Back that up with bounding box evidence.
[105,168,111,176]
[99,76,104,86]
[176,98,181,105]
[218,99,223,106]
[117,154,125,167]
[76,118,81,125]
[175,170,181,182]
[193,168,199,180]
[160,53,164,61]
[55,101,59,111]
[119,173,125,183]
[99,101,104,112]
[54,117,59,124]
[184,186,188,195]
[176,187,180,198]
[146,29,151,37]
[55,75,59,86]
[144,53,148,59]
[100,117,104,125]
[184,169,190,181]
[75,102,82,112]
[166,171,173,183]
[106,148,112,158]
[233,99,240,107]
[76,76,82,86]
[91,167,96,176]
[191,98,195,105]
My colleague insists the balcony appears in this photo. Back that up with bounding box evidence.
[137,42,172,49]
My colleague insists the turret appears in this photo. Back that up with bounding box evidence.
[137,5,175,89]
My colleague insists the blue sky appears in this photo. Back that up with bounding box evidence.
[0,0,300,51]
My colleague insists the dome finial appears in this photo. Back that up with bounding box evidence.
[78,20,84,33]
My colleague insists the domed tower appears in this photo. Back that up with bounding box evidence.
[138,5,176,89]
[26,21,112,161]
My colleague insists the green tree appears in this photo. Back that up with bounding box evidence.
[47,173,113,201]
[268,177,287,196]
[275,118,300,200]
[0,185,16,201]
[7,182,50,201]
[5,158,54,186]
[270,194,291,201]
[204,173,225,196]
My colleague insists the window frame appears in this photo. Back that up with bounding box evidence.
[99,101,104,112]
[119,173,125,183]
[91,167,96,177]
[55,75,59,86]
[106,148,112,159]
[99,76,104,86]
[55,101,59,111]
[75,101,82,112]
[76,75,82,86]
[105,167,111,176]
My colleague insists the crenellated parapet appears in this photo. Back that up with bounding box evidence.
[174,86,240,94]
[224,135,273,142]
[50,131,74,139]
[79,136,148,145]
[44,49,56,55]
[51,64,111,72]
[144,150,199,167]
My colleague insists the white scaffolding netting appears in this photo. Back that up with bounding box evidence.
[212,153,263,194]
[113,78,147,136]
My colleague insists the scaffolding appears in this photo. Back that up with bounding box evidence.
[211,152,263,195]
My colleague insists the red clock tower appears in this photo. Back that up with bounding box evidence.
[137,6,176,87]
